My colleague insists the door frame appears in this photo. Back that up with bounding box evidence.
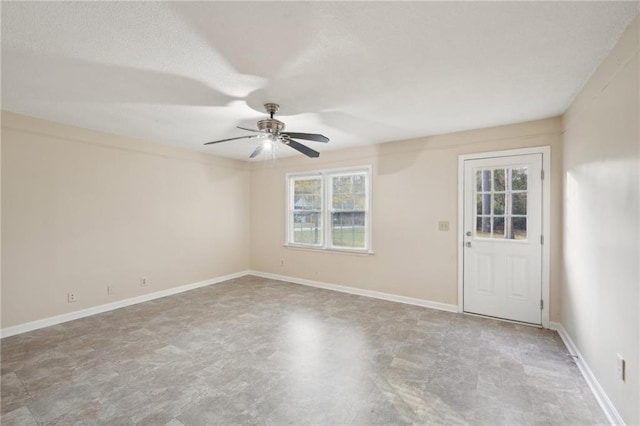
[457,146,551,328]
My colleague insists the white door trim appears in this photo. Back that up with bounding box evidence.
[457,146,551,328]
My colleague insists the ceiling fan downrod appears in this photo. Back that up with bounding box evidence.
[257,103,285,134]
[264,103,279,119]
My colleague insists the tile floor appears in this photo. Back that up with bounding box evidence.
[1,276,606,425]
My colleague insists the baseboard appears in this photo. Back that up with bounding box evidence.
[0,270,251,339]
[2,270,456,338]
[248,270,458,313]
[549,322,624,426]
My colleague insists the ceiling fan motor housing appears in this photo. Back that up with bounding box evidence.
[257,118,285,134]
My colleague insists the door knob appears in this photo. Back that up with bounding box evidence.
[465,242,472,248]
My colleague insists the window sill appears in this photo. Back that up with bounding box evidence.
[283,244,374,256]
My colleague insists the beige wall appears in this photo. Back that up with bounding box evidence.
[562,16,639,425]
[250,117,563,320]
[2,112,563,330]
[1,112,251,328]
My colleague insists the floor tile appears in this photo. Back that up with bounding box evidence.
[1,276,607,425]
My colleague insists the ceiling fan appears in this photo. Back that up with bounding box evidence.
[204,103,329,158]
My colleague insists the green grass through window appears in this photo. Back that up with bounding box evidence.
[293,227,365,248]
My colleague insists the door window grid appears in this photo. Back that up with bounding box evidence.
[475,167,528,240]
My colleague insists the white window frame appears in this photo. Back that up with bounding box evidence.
[286,166,373,254]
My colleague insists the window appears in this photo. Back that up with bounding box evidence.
[287,167,371,252]
[474,166,528,240]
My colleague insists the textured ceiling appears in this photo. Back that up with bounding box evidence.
[2,2,638,160]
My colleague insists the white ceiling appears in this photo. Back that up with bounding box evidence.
[2,2,638,161]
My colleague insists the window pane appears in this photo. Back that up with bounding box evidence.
[294,179,321,210]
[332,212,365,248]
[512,168,528,190]
[494,169,505,191]
[476,169,491,192]
[493,194,505,215]
[476,193,491,216]
[493,216,505,239]
[332,175,366,211]
[293,212,322,244]
[513,217,527,240]
[512,193,527,215]
[476,216,491,238]
[352,174,366,193]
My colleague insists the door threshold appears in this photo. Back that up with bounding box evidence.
[462,311,543,328]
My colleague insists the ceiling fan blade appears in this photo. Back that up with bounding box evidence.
[286,139,320,158]
[249,144,264,159]
[237,126,262,133]
[204,135,259,145]
[281,132,329,143]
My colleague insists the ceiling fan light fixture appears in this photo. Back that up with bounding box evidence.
[204,102,328,159]
[262,136,274,150]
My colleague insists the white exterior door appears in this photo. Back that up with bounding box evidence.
[463,153,543,324]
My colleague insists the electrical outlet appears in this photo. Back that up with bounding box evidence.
[140,277,148,287]
[67,292,77,303]
[438,221,450,231]
[107,285,114,295]
[617,354,625,381]
[280,259,285,267]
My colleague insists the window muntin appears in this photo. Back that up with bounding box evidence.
[475,167,528,240]
[287,167,371,252]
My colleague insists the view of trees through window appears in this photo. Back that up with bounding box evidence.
[331,174,366,248]
[475,167,528,240]
[292,178,322,244]
[289,168,370,250]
